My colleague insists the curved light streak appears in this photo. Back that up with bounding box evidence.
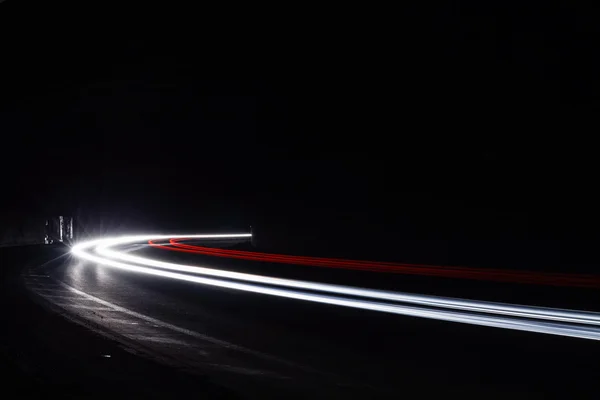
[159,239,600,288]
[72,234,600,340]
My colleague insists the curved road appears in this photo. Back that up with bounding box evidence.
[23,234,600,399]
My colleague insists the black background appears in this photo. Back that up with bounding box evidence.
[1,1,599,267]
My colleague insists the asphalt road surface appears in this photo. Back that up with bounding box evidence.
[24,236,600,399]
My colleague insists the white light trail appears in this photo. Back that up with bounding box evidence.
[93,236,600,327]
[72,234,600,340]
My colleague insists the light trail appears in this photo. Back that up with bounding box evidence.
[99,238,600,326]
[71,234,600,340]
[150,238,600,288]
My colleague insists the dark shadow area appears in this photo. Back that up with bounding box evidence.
[0,247,236,399]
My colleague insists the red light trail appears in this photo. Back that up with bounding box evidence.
[147,239,600,288]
